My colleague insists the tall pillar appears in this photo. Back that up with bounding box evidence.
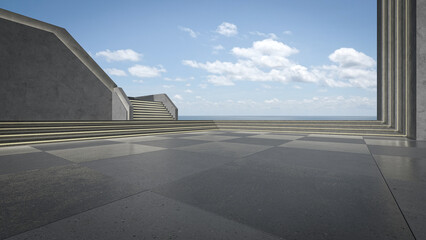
[417,0,426,139]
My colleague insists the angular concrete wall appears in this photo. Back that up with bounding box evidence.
[0,9,129,121]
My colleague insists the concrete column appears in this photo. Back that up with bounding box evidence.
[417,0,426,139]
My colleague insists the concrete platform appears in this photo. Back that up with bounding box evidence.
[0,131,425,239]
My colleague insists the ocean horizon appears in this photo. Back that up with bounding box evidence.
[179,116,377,120]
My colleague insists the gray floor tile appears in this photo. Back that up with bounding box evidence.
[0,152,72,175]
[237,147,379,177]
[248,134,304,140]
[280,140,371,154]
[175,142,272,158]
[180,135,240,142]
[6,191,281,240]
[134,139,208,148]
[109,135,171,142]
[385,179,426,240]
[0,146,41,156]
[154,164,413,240]
[368,145,426,158]
[309,134,363,139]
[214,132,259,137]
[82,149,236,191]
[224,137,291,146]
[365,139,426,148]
[374,155,426,182]
[31,140,121,151]
[298,136,365,144]
[0,165,136,239]
[47,143,165,163]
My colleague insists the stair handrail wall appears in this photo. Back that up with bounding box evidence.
[132,94,178,120]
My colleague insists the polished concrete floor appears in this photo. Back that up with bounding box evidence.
[1,131,425,240]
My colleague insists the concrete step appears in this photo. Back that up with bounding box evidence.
[0,121,217,146]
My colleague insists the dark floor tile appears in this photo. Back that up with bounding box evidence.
[368,145,426,158]
[385,179,426,240]
[298,136,365,144]
[0,152,72,175]
[0,165,136,239]
[223,137,291,146]
[154,164,413,240]
[374,155,426,182]
[237,147,379,177]
[31,140,121,151]
[7,192,281,240]
[134,139,208,148]
[82,149,236,191]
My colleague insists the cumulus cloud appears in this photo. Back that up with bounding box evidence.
[184,89,193,93]
[283,30,292,35]
[250,31,278,40]
[183,39,316,85]
[96,49,142,62]
[179,26,199,38]
[329,48,375,68]
[213,45,224,50]
[174,94,183,100]
[216,22,238,36]
[105,68,127,76]
[183,38,376,89]
[128,65,166,78]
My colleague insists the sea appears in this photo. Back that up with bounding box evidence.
[179,116,377,120]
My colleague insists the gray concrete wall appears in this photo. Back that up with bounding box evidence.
[417,0,426,140]
[112,87,132,120]
[0,9,129,121]
[134,94,178,120]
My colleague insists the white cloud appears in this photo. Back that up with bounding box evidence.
[186,83,191,87]
[128,65,166,78]
[164,77,188,82]
[212,45,225,54]
[183,39,376,89]
[207,75,235,86]
[105,68,127,76]
[264,98,280,104]
[174,94,183,100]
[329,48,376,68]
[294,85,302,89]
[184,89,193,93]
[96,49,142,62]
[183,39,316,85]
[199,83,208,89]
[216,22,238,37]
[132,80,144,83]
[283,30,292,35]
[250,31,278,40]
[179,26,199,38]
[162,85,174,89]
[213,45,224,50]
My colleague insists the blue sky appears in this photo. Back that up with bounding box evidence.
[2,0,377,116]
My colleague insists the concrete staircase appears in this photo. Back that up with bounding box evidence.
[130,99,174,120]
[0,120,405,147]
[213,120,404,137]
[0,121,216,146]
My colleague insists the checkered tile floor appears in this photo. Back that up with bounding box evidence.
[1,131,425,239]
